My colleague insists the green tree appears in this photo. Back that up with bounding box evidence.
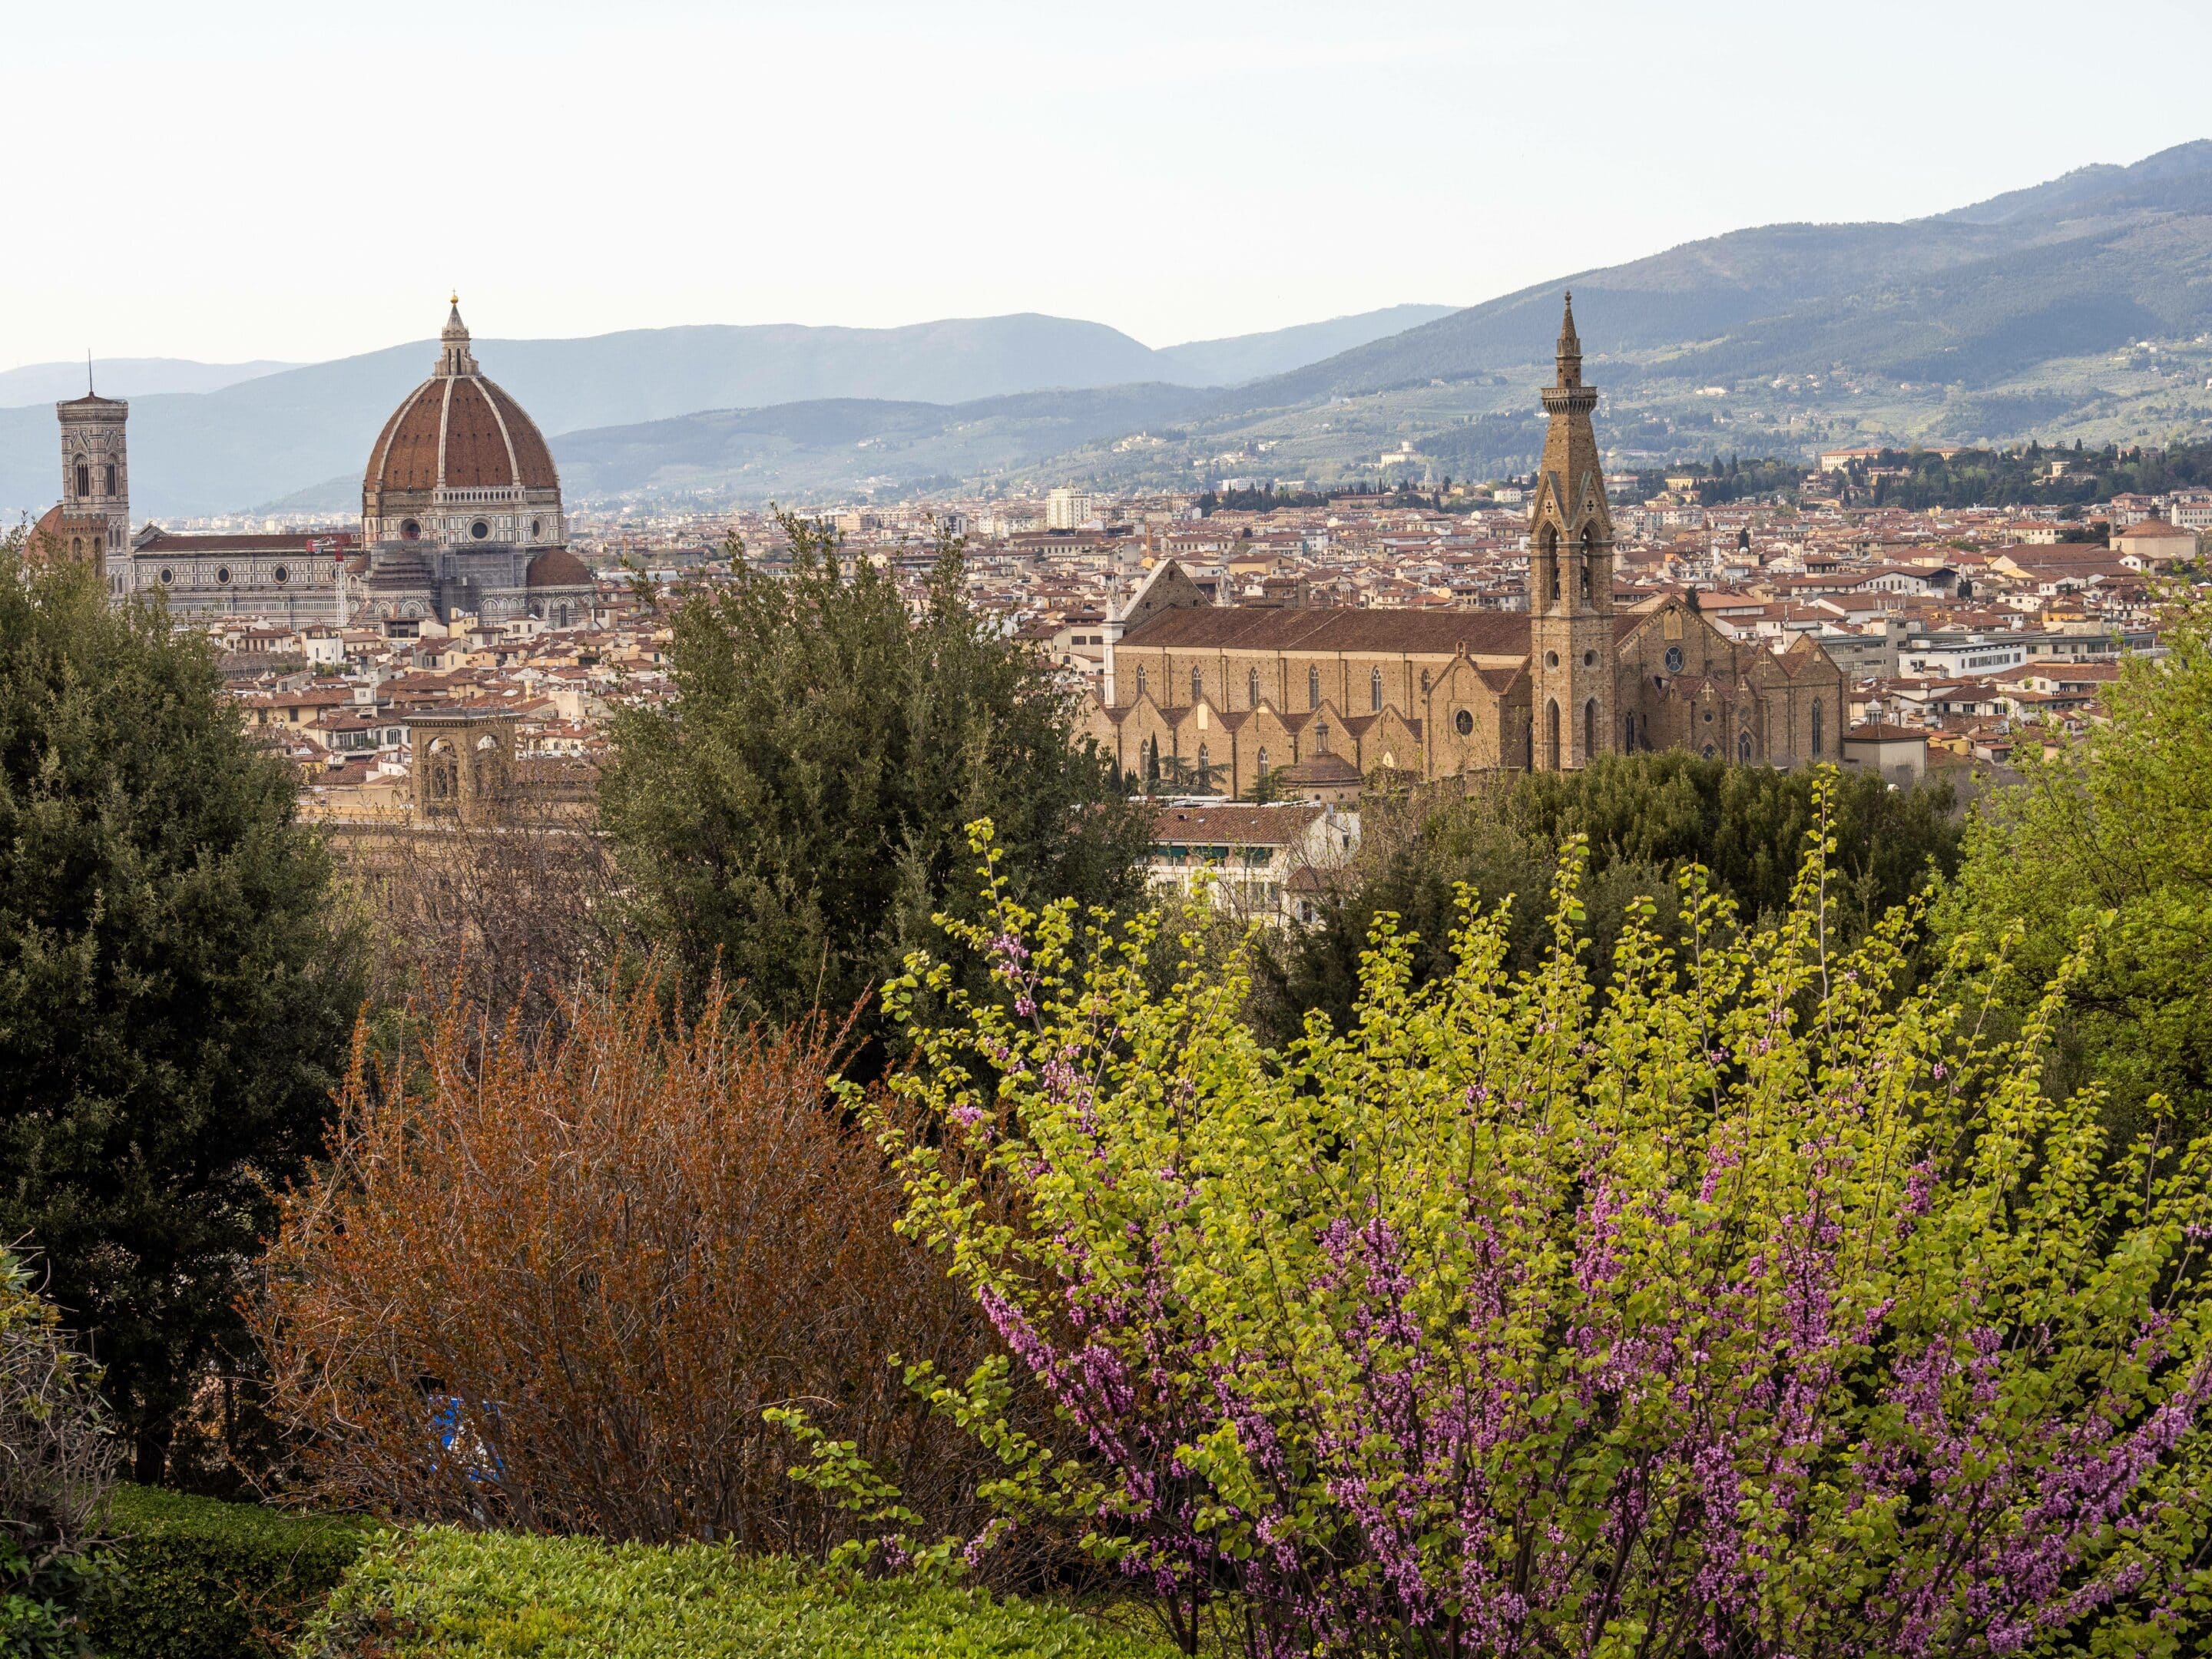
[1937,582,2212,1138]
[808,808,2212,1655]
[1254,753,1959,1044]
[598,514,1150,1062]
[0,545,363,1482]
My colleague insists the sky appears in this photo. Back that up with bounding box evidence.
[5,0,2211,370]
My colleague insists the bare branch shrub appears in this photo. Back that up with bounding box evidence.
[335,809,625,1031]
[247,969,993,1554]
[0,1248,116,1591]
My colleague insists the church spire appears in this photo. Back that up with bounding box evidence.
[1554,292,1582,388]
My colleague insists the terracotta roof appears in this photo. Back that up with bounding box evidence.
[134,531,355,554]
[1120,604,1532,657]
[1151,804,1325,844]
[1277,753,1363,783]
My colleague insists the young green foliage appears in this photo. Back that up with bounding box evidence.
[856,779,2212,1658]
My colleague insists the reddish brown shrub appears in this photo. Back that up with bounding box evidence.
[248,969,988,1551]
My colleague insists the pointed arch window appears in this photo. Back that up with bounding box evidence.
[1197,742,1210,781]
[1580,563,1592,602]
[1739,732,1753,765]
[1307,665,1320,708]
[1546,699,1561,770]
[1247,667,1260,707]
[1811,699,1825,758]
[1257,745,1270,776]
[1190,665,1204,704]
[1135,667,1147,700]
[104,463,116,495]
[1369,667,1383,711]
[74,460,88,498]
[1623,711,1637,750]
[1583,697,1596,763]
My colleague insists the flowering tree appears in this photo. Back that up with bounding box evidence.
[839,795,2212,1657]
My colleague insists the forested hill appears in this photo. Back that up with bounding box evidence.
[1225,141,2212,406]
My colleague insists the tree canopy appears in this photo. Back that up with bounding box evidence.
[0,545,363,1480]
[1254,752,1962,1045]
[1937,581,2212,1139]
[597,515,1151,1061]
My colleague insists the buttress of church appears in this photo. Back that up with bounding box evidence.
[1087,295,1848,797]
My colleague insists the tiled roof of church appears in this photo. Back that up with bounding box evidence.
[1119,604,1531,657]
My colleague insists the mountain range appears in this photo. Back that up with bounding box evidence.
[0,306,1451,522]
[15,141,2212,520]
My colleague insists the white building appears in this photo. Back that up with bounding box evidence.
[1146,802,1359,928]
[1046,488,1098,531]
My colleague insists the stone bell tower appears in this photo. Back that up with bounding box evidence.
[1527,294,1614,770]
[53,377,131,578]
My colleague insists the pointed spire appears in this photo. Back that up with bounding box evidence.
[1554,293,1582,389]
[86,349,94,397]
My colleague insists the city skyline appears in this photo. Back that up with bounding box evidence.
[7,0,2212,368]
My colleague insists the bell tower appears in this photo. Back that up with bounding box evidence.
[55,379,131,578]
[1527,294,1614,770]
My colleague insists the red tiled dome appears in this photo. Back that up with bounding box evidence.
[364,376,558,495]
[525,548,593,588]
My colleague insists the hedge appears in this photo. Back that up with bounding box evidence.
[300,1528,1181,1658]
[85,1485,373,1659]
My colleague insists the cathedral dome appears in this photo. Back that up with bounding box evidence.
[361,300,564,550]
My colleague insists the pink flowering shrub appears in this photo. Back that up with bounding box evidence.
[813,793,2212,1657]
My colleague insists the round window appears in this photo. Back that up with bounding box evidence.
[1703,708,1714,723]
[1544,651,1559,668]
[400,519,420,540]
[471,519,490,540]
[1703,743,1717,759]
[1582,650,1597,667]
[158,567,174,584]
[272,565,288,584]
[530,518,542,538]
[215,565,231,585]
[1664,645,1684,674]
[1454,708,1474,737]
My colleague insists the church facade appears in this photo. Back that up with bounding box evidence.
[1088,298,1846,796]
[31,300,594,633]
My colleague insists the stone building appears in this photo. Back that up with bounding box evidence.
[27,388,131,577]
[39,300,595,632]
[1087,297,1846,797]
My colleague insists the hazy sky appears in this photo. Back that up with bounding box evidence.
[6,0,2210,369]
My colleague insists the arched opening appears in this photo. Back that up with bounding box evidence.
[1583,698,1596,763]
[1369,667,1382,711]
[91,535,101,558]
[1623,711,1636,750]
[1811,699,1825,758]
[1546,699,1561,770]
[1579,562,1592,601]
[1247,667,1260,707]
[69,537,81,558]
[1135,667,1147,700]
[104,463,116,495]
[425,739,459,803]
[1307,665,1320,708]
[1739,732,1753,765]
[1314,720,1330,753]
[1190,665,1204,705]
[1257,745,1270,776]
[74,460,88,498]
[1197,742,1211,786]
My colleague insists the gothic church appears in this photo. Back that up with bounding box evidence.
[1089,297,1845,795]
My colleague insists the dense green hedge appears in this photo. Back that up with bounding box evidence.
[86,1485,373,1659]
[301,1528,1178,1658]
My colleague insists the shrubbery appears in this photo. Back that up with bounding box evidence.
[828,803,2212,1655]
[250,967,995,1552]
[301,1528,1175,1657]
[0,1249,113,1658]
[84,1485,369,1659]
